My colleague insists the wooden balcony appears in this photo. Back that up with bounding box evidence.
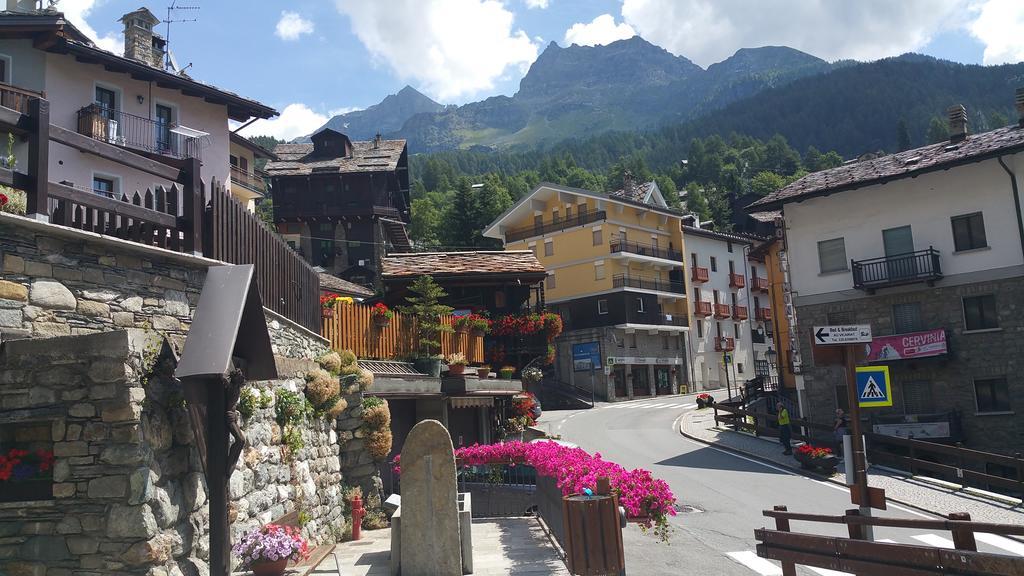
[752,276,770,292]
[691,266,709,283]
[732,305,748,320]
[729,273,745,288]
[713,303,732,319]
[694,301,712,317]
[852,248,942,292]
[714,337,736,352]
[756,307,772,321]
[504,209,606,243]
[0,82,45,114]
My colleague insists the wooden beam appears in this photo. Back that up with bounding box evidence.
[0,104,31,134]
[26,98,49,220]
[47,182,176,228]
[48,124,181,181]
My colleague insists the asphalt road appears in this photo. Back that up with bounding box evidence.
[536,392,1021,575]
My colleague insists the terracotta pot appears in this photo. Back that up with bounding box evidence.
[249,558,288,576]
[477,367,491,379]
[448,364,466,375]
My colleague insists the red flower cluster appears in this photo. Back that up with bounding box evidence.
[371,302,393,320]
[796,444,832,459]
[0,448,54,481]
[512,392,538,426]
[0,192,8,206]
[320,292,339,308]
[491,312,563,365]
[454,313,491,333]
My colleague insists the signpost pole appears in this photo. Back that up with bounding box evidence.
[844,345,873,540]
[724,352,732,401]
[589,362,596,408]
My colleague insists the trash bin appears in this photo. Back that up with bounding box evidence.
[561,484,625,575]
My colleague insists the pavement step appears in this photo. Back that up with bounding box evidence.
[726,551,782,575]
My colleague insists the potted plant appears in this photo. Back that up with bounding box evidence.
[520,366,543,388]
[476,365,491,379]
[0,447,54,502]
[446,352,467,376]
[499,366,515,380]
[398,276,453,378]
[793,444,839,473]
[695,393,714,409]
[232,523,309,576]
[371,302,394,327]
[320,292,339,318]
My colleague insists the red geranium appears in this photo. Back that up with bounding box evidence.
[371,302,393,320]
[796,444,832,459]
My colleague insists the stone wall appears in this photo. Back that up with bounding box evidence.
[795,276,1024,454]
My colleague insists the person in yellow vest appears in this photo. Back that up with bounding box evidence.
[777,402,792,455]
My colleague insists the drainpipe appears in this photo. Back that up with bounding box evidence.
[997,156,1024,260]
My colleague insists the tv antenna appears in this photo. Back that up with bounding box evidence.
[164,1,200,71]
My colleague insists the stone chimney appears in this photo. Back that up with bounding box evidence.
[948,104,968,143]
[622,170,635,197]
[1016,87,1024,128]
[373,132,382,149]
[119,8,164,68]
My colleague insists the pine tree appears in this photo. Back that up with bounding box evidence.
[398,275,454,358]
[989,110,1009,129]
[896,119,911,151]
[926,116,949,144]
[447,177,477,246]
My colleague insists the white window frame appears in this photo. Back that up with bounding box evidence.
[0,53,12,84]
[597,299,609,315]
[594,261,605,280]
[93,81,123,111]
[817,237,848,274]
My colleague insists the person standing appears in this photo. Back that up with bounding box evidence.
[777,402,792,455]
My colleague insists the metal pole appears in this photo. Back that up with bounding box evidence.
[724,352,732,400]
[590,363,596,408]
[844,345,873,540]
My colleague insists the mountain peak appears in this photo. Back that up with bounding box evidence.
[313,85,443,141]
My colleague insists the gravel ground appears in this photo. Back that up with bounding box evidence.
[681,408,1024,526]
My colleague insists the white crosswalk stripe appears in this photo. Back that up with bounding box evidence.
[912,534,955,548]
[876,539,896,543]
[976,533,1024,556]
[806,567,851,576]
[726,551,782,575]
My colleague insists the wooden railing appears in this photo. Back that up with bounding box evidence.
[713,303,731,318]
[691,266,709,283]
[694,301,712,316]
[755,307,772,321]
[321,302,484,363]
[729,273,745,288]
[732,305,748,320]
[752,276,770,292]
[0,82,44,114]
[714,337,735,351]
[0,94,320,333]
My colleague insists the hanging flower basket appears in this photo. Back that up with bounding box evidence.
[373,316,390,327]
[371,303,394,327]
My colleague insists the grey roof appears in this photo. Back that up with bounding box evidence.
[266,139,407,176]
[749,124,1024,210]
[682,225,756,245]
[611,180,655,202]
[318,272,374,297]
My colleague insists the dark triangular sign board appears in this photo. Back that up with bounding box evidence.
[174,264,277,381]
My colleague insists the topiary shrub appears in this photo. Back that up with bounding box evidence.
[338,349,357,368]
[305,368,340,407]
[325,397,348,418]
[317,351,343,375]
[362,403,390,430]
[356,368,374,392]
[367,429,393,460]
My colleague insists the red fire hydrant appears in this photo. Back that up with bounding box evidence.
[350,495,364,541]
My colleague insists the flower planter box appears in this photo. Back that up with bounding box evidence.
[793,451,838,473]
[448,364,466,376]
[322,309,334,318]
[476,368,491,379]
[0,479,52,503]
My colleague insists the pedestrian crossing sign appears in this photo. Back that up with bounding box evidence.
[855,366,892,407]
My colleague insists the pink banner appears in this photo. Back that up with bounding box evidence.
[865,328,947,362]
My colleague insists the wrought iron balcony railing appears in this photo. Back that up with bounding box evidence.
[852,248,942,292]
[612,274,686,294]
[610,239,683,262]
[77,104,200,159]
[504,209,607,243]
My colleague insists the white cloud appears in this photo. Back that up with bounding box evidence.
[237,104,329,141]
[564,14,636,47]
[335,0,539,101]
[275,11,315,41]
[525,0,549,8]
[969,0,1024,64]
[620,0,964,66]
[57,0,124,54]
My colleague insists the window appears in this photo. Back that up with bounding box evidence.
[594,262,605,280]
[592,227,603,246]
[734,323,741,342]
[546,272,556,289]
[737,363,744,374]
[597,299,608,315]
[817,238,848,273]
[754,296,761,310]
[902,380,934,414]
[620,229,627,243]
[92,175,115,197]
[696,320,704,338]
[751,265,758,278]
[974,377,1011,413]
[710,256,718,272]
[951,213,987,251]
[565,205,572,219]
[662,335,670,350]
[727,241,733,253]
[95,85,117,111]
[892,303,922,334]
[544,240,553,257]
[617,331,624,347]
[628,333,637,348]
[534,214,543,228]
[713,290,720,304]
[691,253,698,268]
[963,295,998,331]
[731,293,737,307]
[651,236,659,250]
[494,291,507,309]
[0,56,8,83]
[637,298,645,313]
[155,103,173,152]
[552,208,560,223]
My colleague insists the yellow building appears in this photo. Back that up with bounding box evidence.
[483,181,690,401]
[228,132,275,212]
[747,219,797,392]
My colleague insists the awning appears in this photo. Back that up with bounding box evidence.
[450,397,495,409]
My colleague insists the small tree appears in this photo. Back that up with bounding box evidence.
[398,275,453,358]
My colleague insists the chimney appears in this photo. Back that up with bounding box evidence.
[948,104,968,143]
[120,8,164,68]
[373,132,382,149]
[1016,87,1024,128]
[623,170,635,197]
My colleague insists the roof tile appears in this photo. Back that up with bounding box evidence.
[382,251,546,279]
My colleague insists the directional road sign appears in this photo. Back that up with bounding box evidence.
[855,366,892,407]
[814,324,872,345]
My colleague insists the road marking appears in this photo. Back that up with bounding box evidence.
[726,551,781,575]
[876,539,896,543]
[679,403,697,409]
[887,503,932,519]
[912,534,954,548]
[976,533,1024,556]
[807,567,851,576]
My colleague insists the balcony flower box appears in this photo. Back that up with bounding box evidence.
[793,445,838,473]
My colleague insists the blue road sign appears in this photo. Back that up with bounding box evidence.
[572,342,601,371]
[855,366,892,407]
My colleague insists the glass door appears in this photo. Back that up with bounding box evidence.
[155,104,173,154]
[883,226,915,281]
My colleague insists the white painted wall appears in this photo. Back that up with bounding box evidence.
[684,232,754,391]
[785,153,1024,300]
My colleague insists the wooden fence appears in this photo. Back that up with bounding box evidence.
[0,94,320,333]
[321,302,484,363]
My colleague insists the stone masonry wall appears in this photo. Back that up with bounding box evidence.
[795,276,1024,455]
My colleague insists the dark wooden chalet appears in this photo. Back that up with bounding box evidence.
[266,129,411,289]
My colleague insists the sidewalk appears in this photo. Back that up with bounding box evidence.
[310,518,569,576]
[680,408,1024,525]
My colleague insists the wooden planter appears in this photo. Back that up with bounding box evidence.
[448,364,466,376]
[794,451,838,473]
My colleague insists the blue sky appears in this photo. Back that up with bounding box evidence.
[62,0,1020,140]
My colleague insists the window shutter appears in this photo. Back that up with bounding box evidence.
[817,238,847,273]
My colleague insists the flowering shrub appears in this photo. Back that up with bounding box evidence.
[232,524,309,568]
[447,351,467,367]
[796,444,833,459]
[512,392,538,427]
[0,448,54,482]
[491,312,562,337]
[371,302,394,320]
[394,441,677,542]
[454,313,491,333]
